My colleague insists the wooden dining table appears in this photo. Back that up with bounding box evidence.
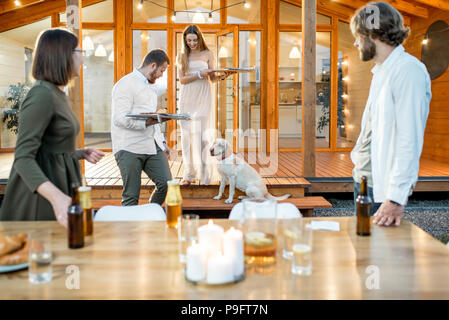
[1,217,449,300]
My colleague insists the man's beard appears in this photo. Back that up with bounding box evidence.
[359,37,376,61]
[148,70,157,84]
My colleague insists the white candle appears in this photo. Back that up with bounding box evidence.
[223,227,244,277]
[206,254,234,284]
[186,243,205,282]
[198,220,224,259]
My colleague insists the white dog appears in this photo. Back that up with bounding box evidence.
[210,138,290,204]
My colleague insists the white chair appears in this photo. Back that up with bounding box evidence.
[228,202,302,220]
[94,203,166,221]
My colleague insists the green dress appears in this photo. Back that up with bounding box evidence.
[0,80,81,221]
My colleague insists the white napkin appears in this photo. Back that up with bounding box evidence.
[306,220,340,232]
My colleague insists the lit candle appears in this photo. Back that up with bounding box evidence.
[198,220,224,259]
[223,227,244,277]
[186,243,205,282]
[206,254,234,284]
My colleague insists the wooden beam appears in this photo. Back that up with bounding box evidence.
[115,0,126,81]
[66,0,84,153]
[413,0,449,11]
[283,0,353,19]
[0,0,43,14]
[0,0,106,32]
[302,0,316,177]
[331,0,428,18]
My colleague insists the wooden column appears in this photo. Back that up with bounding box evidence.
[301,0,316,177]
[330,16,338,151]
[263,0,279,153]
[116,0,126,80]
[66,0,84,151]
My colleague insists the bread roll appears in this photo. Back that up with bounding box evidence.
[0,242,28,265]
[0,234,26,256]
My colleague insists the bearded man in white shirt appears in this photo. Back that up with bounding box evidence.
[111,49,172,206]
[350,2,431,226]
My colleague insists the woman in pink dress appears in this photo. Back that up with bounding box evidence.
[177,25,232,186]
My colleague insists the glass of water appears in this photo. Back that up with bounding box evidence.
[178,214,199,264]
[281,217,303,260]
[291,226,313,276]
[28,229,53,284]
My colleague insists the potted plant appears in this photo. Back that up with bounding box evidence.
[2,82,31,134]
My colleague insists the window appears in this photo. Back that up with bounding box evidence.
[133,0,167,23]
[82,30,114,149]
[0,17,51,149]
[60,0,113,23]
[278,31,331,149]
[227,0,260,24]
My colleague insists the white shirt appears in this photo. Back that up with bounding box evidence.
[111,69,166,155]
[351,45,431,205]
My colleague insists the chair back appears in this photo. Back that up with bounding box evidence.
[95,203,166,221]
[228,202,302,220]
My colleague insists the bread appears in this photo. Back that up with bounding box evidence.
[0,233,26,256]
[0,242,28,265]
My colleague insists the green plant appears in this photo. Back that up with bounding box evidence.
[2,82,30,134]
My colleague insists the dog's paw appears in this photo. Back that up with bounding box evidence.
[213,195,222,200]
[224,198,233,204]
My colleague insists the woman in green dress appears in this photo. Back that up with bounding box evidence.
[0,29,104,227]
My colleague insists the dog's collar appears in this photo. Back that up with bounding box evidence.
[221,153,233,161]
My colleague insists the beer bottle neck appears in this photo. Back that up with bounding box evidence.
[360,178,368,196]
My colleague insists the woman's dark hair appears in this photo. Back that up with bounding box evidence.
[32,28,79,86]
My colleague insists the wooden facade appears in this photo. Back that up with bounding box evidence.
[0,0,448,177]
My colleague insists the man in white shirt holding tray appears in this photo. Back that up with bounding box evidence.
[350,2,431,227]
[111,49,172,206]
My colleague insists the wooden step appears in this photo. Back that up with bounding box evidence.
[92,196,331,218]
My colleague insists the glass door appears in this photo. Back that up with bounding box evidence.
[216,27,238,151]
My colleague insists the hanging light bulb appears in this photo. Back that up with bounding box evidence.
[14,1,21,6]
[289,46,301,59]
[218,46,229,58]
[208,12,213,23]
[422,36,429,45]
[95,44,107,57]
[244,1,250,9]
[192,11,205,24]
[83,36,95,51]
[171,11,176,22]
[137,0,143,9]
[108,51,114,62]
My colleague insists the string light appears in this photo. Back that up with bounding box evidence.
[342,77,349,82]
[14,0,21,6]
[422,36,429,45]
[139,0,249,23]
[341,94,348,99]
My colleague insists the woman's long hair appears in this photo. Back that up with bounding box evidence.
[178,25,210,74]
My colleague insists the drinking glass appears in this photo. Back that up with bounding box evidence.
[28,229,53,284]
[242,199,277,265]
[281,217,303,260]
[178,214,200,264]
[291,226,313,276]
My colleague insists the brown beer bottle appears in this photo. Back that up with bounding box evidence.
[356,176,372,236]
[165,180,182,228]
[68,182,85,249]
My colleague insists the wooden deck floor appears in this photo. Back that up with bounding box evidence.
[1,151,449,187]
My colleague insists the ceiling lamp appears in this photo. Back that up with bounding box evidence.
[83,36,95,51]
[95,44,107,57]
[218,46,229,58]
[289,46,301,59]
[192,12,205,24]
[208,12,213,23]
[171,11,176,21]
[108,51,114,62]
